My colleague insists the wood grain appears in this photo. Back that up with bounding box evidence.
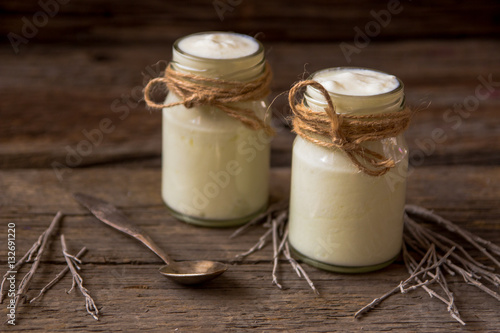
[0,166,499,331]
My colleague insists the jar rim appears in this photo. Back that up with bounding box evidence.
[173,31,265,62]
[305,67,404,101]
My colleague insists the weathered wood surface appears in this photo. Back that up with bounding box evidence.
[0,166,499,332]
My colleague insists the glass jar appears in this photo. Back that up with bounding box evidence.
[288,67,408,273]
[161,32,272,227]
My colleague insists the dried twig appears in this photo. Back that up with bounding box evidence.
[403,223,465,324]
[356,206,500,325]
[233,201,499,325]
[1,242,41,303]
[271,218,283,289]
[233,202,319,294]
[446,260,500,301]
[1,222,54,303]
[234,227,273,260]
[60,235,99,321]
[29,247,87,304]
[402,243,463,324]
[406,205,500,268]
[12,212,63,316]
[283,242,319,295]
[405,216,500,286]
[355,245,455,319]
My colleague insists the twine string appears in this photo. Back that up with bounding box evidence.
[144,62,275,136]
[289,80,412,176]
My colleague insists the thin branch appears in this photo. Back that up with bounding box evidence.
[29,247,87,304]
[12,212,63,316]
[61,235,99,321]
[355,245,455,319]
[405,205,500,267]
[283,243,319,295]
[277,228,289,255]
[1,230,47,303]
[232,202,499,326]
[403,245,452,308]
[234,228,273,260]
[422,224,493,271]
[271,218,283,289]
[405,215,500,286]
[403,242,464,325]
[446,260,500,302]
[402,209,500,324]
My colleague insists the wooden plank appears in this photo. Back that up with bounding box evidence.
[1,0,499,45]
[1,40,499,169]
[0,166,499,331]
[0,264,498,331]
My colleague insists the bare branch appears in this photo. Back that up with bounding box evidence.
[61,235,99,321]
[12,212,63,317]
[283,243,319,295]
[1,229,47,303]
[234,228,273,260]
[30,247,87,304]
[406,204,500,267]
[271,218,283,289]
[355,245,455,319]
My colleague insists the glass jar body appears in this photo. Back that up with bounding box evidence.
[288,135,408,272]
[162,95,271,227]
[161,32,271,227]
[288,67,408,272]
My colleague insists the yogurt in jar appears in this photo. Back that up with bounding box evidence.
[288,67,408,272]
[161,32,272,226]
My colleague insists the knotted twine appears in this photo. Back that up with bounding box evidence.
[144,62,275,136]
[289,80,412,176]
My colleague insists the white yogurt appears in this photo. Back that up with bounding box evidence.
[162,95,270,222]
[288,68,407,271]
[162,32,271,226]
[314,68,399,96]
[177,32,259,59]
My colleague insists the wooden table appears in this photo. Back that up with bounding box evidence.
[1,1,499,331]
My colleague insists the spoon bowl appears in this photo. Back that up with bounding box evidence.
[73,193,228,285]
[159,261,227,285]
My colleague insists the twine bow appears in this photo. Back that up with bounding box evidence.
[144,62,275,136]
[289,80,412,176]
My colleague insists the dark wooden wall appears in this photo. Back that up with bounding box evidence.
[2,0,500,44]
[1,0,499,169]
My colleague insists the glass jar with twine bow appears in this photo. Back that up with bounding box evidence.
[143,32,274,227]
[287,67,413,273]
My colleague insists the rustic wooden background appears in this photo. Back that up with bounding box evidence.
[1,0,499,332]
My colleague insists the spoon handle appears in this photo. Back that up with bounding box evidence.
[73,193,172,265]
